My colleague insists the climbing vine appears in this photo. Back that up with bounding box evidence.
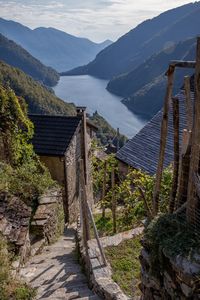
[0,85,34,166]
[0,85,55,205]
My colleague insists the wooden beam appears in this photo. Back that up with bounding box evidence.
[169,97,179,213]
[184,76,193,131]
[153,64,175,215]
[187,37,200,224]
[170,61,196,69]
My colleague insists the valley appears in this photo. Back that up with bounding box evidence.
[54,75,145,137]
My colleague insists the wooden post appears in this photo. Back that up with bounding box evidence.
[117,128,120,151]
[83,109,88,184]
[187,37,200,224]
[79,159,90,248]
[176,130,191,209]
[111,167,117,234]
[169,97,179,213]
[184,76,193,131]
[102,160,107,218]
[153,65,175,215]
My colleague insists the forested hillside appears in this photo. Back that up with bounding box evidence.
[109,38,196,119]
[0,18,112,72]
[0,33,59,87]
[0,61,75,115]
[66,2,200,79]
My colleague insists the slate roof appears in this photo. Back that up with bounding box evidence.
[29,115,82,156]
[116,90,192,175]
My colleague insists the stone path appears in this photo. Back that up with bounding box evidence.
[99,226,144,248]
[20,227,101,300]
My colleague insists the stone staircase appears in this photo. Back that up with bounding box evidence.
[20,227,101,300]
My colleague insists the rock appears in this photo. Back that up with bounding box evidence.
[180,283,193,298]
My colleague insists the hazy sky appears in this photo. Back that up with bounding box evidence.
[0,0,195,42]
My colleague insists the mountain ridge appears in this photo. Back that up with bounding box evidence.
[65,2,200,79]
[0,33,59,87]
[0,18,112,72]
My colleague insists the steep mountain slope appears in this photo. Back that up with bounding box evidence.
[0,33,59,87]
[66,2,200,79]
[0,61,75,115]
[108,38,196,97]
[121,39,196,119]
[0,18,112,72]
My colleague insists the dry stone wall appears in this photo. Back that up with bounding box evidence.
[0,192,31,264]
[31,188,64,245]
[140,239,200,299]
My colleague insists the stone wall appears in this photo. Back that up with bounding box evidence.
[140,240,200,299]
[76,220,129,300]
[0,192,31,268]
[65,129,82,224]
[31,188,65,246]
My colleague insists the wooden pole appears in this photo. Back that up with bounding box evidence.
[153,65,175,215]
[102,160,107,218]
[187,37,200,224]
[184,76,193,131]
[86,201,107,266]
[169,97,179,213]
[176,130,191,209]
[79,160,90,248]
[111,167,117,234]
[83,109,88,185]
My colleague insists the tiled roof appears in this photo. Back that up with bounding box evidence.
[116,90,191,175]
[29,115,82,156]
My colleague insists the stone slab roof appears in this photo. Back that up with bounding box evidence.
[29,115,82,156]
[116,90,191,175]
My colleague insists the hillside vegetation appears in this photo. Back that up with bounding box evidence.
[0,61,76,115]
[0,33,59,87]
[66,2,200,79]
[0,18,112,72]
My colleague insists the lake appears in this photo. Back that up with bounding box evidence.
[53,75,146,138]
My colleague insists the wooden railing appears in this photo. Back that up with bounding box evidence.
[79,159,107,266]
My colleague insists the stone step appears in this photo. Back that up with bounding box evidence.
[76,295,101,300]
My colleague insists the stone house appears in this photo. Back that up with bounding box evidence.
[29,108,97,223]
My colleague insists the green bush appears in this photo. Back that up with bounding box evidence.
[0,161,56,206]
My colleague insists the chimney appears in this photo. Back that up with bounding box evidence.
[76,106,86,117]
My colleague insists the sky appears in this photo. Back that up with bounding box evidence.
[0,0,195,42]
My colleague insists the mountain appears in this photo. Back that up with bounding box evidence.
[0,61,75,115]
[120,38,196,119]
[66,2,200,79]
[0,33,59,87]
[0,18,112,72]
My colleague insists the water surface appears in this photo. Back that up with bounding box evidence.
[54,75,146,138]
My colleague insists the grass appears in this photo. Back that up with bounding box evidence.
[105,235,142,297]
[91,210,143,238]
